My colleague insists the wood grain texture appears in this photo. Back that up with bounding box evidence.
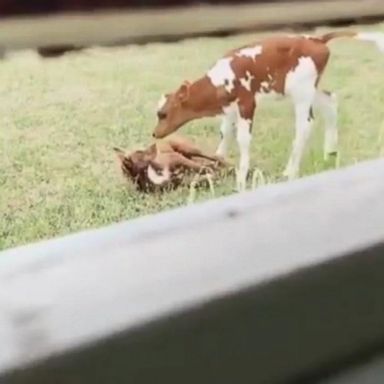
[2,158,384,382]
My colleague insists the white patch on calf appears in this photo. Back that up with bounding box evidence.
[239,71,254,92]
[236,45,263,60]
[147,165,170,185]
[207,58,236,93]
[356,32,384,52]
[286,33,312,39]
[156,94,167,111]
[255,90,283,104]
[222,99,240,116]
[256,80,283,103]
[260,81,269,91]
[285,56,318,99]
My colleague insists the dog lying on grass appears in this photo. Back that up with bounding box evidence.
[114,136,227,192]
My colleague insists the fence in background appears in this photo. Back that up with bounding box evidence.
[1,1,384,383]
[0,0,383,53]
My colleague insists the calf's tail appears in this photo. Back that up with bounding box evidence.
[319,30,384,52]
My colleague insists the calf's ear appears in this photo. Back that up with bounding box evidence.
[177,80,191,103]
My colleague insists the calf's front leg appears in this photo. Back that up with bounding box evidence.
[216,113,236,159]
[235,99,255,192]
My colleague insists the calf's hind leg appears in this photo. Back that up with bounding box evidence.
[313,89,338,160]
[283,94,316,180]
[284,58,318,180]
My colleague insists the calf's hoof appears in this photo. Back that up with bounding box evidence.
[324,151,338,162]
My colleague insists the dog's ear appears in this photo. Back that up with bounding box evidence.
[114,148,137,180]
[113,147,126,163]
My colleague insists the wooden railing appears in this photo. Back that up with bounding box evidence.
[2,158,384,383]
[0,0,383,51]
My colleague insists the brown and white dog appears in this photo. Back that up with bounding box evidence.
[114,136,226,192]
[152,30,384,190]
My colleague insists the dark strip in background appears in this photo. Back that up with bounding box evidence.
[0,0,334,18]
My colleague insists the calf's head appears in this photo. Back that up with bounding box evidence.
[153,81,196,139]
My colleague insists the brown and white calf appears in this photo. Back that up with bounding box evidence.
[152,30,384,190]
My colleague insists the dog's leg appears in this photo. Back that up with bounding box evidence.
[169,139,227,166]
[168,152,208,171]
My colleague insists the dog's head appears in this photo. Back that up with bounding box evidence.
[114,146,156,192]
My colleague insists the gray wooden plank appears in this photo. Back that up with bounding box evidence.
[321,354,384,384]
[1,158,384,383]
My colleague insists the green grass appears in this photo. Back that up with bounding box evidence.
[1,23,384,250]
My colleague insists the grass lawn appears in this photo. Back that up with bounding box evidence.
[1,22,384,250]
